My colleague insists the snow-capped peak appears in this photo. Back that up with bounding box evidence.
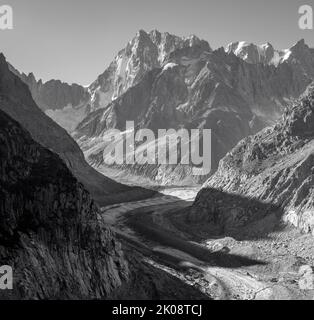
[162,62,178,71]
[225,41,302,66]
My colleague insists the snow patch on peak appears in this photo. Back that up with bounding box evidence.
[282,49,292,62]
[235,42,251,56]
[163,62,178,71]
[226,40,295,66]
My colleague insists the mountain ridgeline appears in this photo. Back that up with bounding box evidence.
[8,65,91,133]
[88,30,212,111]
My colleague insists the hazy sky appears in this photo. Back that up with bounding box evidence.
[1,0,313,85]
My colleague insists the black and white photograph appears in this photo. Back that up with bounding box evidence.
[1,0,314,308]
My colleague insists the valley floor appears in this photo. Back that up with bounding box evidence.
[101,188,314,300]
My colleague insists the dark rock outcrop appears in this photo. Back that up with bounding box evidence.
[0,109,128,299]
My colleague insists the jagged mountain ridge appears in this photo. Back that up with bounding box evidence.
[8,68,89,111]
[9,30,209,133]
[192,85,314,235]
[88,29,211,112]
[74,32,314,185]
[0,53,151,205]
[226,39,314,73]
[9,65,91,133]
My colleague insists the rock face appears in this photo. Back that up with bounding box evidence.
[74,32,313,186]
[193,85,314,235]
[9,66,91,133]
[0,109,128,299]
[88,30,211,111]
[0,53,148,206]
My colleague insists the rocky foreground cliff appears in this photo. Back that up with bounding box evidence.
[0,109,205,300]
[192,85,314,236]
[0,109,126,299]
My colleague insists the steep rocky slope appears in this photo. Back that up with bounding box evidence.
[0,109,127,299]
[192,85,314,235]
[0,53,151,205]
[9,66,91,132]
[0,109,204,299]
[74,33,313,185]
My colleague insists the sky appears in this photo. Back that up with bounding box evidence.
[1,0,313,85]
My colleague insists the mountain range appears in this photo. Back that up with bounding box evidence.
[5,31,314,188]
[73,32,314,185]
[1,28,314,299]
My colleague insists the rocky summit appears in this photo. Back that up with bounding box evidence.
[9,65,91,133]
[88,30,211,112]
[192,85,314,235]
[7,33,314,187]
